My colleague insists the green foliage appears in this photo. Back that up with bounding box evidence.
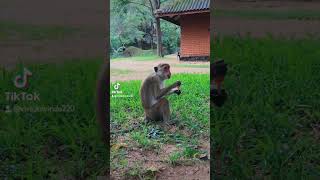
[110,0,180,57]
[110,3,146,51]
[212,36,320,179]
[161,20,180,54]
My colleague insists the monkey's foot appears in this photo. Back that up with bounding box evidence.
[164,120,177,126]
[144,117,152,124]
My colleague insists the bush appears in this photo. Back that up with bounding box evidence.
[122,46,144,57]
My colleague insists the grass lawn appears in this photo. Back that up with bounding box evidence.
[214,9,320,20]
[0,58,108,178]
[212,36,320,178]
[111,54,159,61]
[110,73,210,178]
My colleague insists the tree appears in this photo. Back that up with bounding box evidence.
[110,0,180,58]
[111,0,168,57]
[110,0,147,56]
[149,0,163,57]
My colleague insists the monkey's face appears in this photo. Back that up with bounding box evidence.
[154,64,171,80]
[163,65,171,79]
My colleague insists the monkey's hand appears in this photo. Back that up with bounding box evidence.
[172,86,181,95]
[175,81,182,95]
[175,80,181,87]
[174,90,181,95]
[158,81,182,99]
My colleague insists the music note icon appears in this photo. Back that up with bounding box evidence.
[14,67,33,89]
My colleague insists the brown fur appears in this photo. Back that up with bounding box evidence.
[140,63,180,122]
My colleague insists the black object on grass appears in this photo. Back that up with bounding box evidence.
[174,90,181,95]
[212,59,228,79]
[211,59,228,107]
[211,89,227,107]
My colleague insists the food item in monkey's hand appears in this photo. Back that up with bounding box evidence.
[211,89,227,107]
[174,90,181,95]
[173,85,181,95]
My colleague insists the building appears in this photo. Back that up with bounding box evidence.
[156,0,210,61]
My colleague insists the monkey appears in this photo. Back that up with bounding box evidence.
[140,63,181,123]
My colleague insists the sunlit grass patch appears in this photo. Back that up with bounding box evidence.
[110,73,210,176]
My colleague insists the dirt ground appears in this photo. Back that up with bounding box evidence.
[111,55,209,82]
[0,0,106,69]
[214,17,320,38]
[215,0,320,10]
[111,135,210,180]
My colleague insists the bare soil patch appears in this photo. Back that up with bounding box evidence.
[0,0,105,68]
[215,0,320,11]
[213,0,320,38]
[111,134,210,180]
[213,17,320,38]
[110,55,209,82]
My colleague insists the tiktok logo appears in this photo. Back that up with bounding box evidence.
[14,67,32,89]
[5,105,11,113]
[114,83,120,90]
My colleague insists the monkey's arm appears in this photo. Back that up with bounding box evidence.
[156,81,181,99]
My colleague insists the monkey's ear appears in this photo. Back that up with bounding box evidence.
[154,67,158,72]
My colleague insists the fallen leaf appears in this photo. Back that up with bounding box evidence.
[111,143,128,151]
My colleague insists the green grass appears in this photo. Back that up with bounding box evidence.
[0,58,108,178]
[110,74,209,127]
[111,54,159,61]
[173,64,209,68]
[110,73,210,176]
[168,151,182,165]
[214,9,320,20]
[0,21,78,41]
[212,36,320,179]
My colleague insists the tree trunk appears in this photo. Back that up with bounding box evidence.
[155,17,163,57]
[152,0,162,57]
[150,21,154,50]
